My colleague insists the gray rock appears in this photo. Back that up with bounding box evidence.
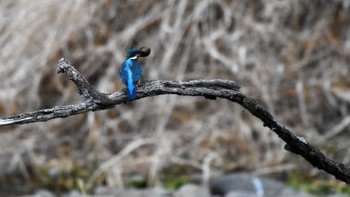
[210,173,297,197]
[63,190,83,197]
[94,186,111,195]
[326,194,350,197]
[110,187,172,197]
[174,184,210,197]
[24,189,55,197]
[225,191,259,197]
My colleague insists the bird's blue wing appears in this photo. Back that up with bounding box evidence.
[120,59,137,99]
[120,61,128,85]
[119,59,143,99]
[130,60,142,83]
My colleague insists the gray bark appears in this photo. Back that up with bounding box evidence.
[0,58,349,184]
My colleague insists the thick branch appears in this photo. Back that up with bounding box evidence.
[0,58,350,183]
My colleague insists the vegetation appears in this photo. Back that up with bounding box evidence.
[289,171,350,195]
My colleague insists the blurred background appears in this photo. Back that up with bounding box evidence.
[1,0,350,196]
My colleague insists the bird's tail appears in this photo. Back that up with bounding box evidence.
[127,75,136,100]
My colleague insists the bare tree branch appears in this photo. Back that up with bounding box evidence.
[0,58,350,183]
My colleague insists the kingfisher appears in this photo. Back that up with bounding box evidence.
[119,47,151,100]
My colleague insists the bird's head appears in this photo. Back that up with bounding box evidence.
[126,47,151,59]
[126,48,140,59]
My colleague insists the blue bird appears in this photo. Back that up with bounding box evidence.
[119,47,151,100]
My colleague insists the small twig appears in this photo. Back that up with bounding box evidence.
[0,58,350,183]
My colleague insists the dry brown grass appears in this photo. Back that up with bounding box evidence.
[1,0,350,192]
